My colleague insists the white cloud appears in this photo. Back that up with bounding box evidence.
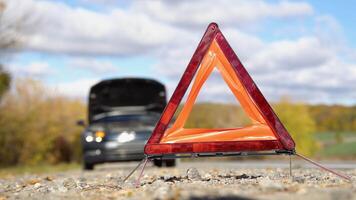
[134,0,313,29]
[69,58,118,74]
[2,0,313,56]
[156,30,356,105]
[2,0,178,56]
[51,78,99,99]
[2,0,355,104]
[9,62,53,77]
[79,0,118,4]
[245,36,334,73]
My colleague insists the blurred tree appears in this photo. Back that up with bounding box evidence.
[0,64,10,98]
[0,0,32,49]
[309,105,356,133]
[0,1,12,99]
[0,79,86,166]
[0,0,35,95]
[184,103,250,129]
[273,97,318,156]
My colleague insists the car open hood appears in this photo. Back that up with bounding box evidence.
[88,78,166,123]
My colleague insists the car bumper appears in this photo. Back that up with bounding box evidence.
[83,141,146,164]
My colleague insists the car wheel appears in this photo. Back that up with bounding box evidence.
[153,159,163,167]
[165,159,176,167]
[83,162,94,170]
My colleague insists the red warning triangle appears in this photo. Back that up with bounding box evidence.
[145,23,295,155]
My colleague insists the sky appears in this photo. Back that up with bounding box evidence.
[1,0,356,105]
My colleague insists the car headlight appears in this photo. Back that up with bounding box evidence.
[117,131,135,143]
[85,135,94,142]
[85,130,105,143]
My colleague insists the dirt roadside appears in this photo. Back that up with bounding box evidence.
[0,160,355,200]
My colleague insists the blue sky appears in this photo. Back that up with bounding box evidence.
[2,0,356,105]
[308,0,356,47]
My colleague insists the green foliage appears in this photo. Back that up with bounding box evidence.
[183,103,250,128]
[273,98,318,156]
[0,79,86,167]
[309,105,356,132]
[335,132,343,144]
[320,141,356,157]
[0,65,11,98]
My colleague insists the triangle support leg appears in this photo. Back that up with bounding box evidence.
[289,154,293,178]
[122,158,146,183]
[296,153,351,182]
[135,157,149,187]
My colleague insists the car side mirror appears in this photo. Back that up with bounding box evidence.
[76,120,86,127]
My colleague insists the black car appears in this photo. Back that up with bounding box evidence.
[80,78,175,170]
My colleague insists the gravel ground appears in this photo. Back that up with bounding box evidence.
[0,160,355,200]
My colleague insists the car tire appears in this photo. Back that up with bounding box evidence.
[153,159,176,167]
[83,162,94,170]
[153,159,163,167]
[165,159,176,167]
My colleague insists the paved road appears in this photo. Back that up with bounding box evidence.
[1,159,355,199]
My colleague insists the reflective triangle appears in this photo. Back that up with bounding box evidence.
[145,23,295,155]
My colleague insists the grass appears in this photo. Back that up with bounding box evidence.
[314,132,356,158]
[0,163,80,178]
[314,132,356,142]
[320,141,356,157]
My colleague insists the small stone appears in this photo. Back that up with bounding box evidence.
[44,176,54,181]
[62,178,76,189]
[163,175,171,181]
[34,183,41,189]
[38,186,50,193]
[27,179,41,185]
[292,176,305,183]
[202,173,212,181]
[76,179,88,189]
[236,174,249,179]
[186,168,201,181]
[161,175,182,182]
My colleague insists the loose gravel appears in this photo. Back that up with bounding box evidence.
[0,161,355,200]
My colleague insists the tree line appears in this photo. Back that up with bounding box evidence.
[0,78,355,167]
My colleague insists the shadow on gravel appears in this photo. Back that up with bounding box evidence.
[190,196,255,200]
[218,174,262,179]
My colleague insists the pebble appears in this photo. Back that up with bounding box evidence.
[186,168,201,181]
[33,183,41,189]
[44,176,54,181]
[62,178,77,189]
[202,173,212,181]
[293,176,305,183]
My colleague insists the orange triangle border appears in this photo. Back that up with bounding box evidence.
[145,23,295,155]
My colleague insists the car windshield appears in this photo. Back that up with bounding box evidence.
[93,114,160,127]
